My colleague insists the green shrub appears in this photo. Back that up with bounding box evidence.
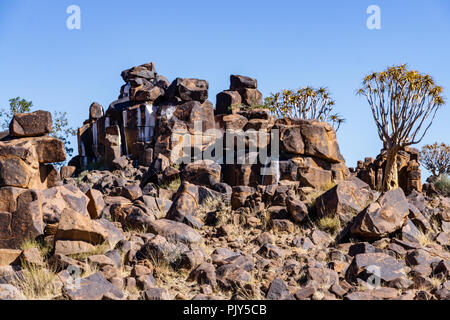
[434,175,450,196]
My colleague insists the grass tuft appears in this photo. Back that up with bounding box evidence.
[317,215,341,235]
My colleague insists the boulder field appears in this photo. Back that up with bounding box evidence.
[0,62,448,301]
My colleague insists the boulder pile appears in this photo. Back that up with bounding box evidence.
[351,147,422,194]
[0,62,448,301]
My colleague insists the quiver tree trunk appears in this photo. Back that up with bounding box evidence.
[383,146,400,191]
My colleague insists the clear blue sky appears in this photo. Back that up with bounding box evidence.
[1,0,449,177]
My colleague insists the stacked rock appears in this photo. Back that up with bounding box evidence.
[0,111,66,248]
[351,147,422,195]
[213,75,348,192]
[215,75,263,115]
[77,62,216,171]
[0,110,65,190]
[75,64,349,195]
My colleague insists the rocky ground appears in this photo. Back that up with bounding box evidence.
[0,160,449,300]
[0,63,449,301]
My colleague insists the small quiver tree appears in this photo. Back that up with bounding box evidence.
[421,142,450,179]
[264,86,345,131]
[358,65,445,191]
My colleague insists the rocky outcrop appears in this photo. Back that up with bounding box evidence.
[351,147,422,195]
[2,61,448,302]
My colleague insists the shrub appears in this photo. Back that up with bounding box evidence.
[434,174,450,196]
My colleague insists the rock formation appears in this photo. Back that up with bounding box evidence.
[0,62,448,301]
[351,147,422,195]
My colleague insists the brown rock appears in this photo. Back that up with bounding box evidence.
[55,208,106,245]
[167,78,209,103]
[54,240,95,256]
[316,177,380,223]
[286,196,309,223]
[220,114,248,131]
[271,219,295,233]
[351,188,410,240]
[231,186,254,210]
[9,110,52,137]
[20,248,44,267]
[42,185,90,224]
[147,219,202,244]
[230,75,258,91]
[89,102,104,120]
[0,249,21,266]
[181,160,221,188]
[86,189,105,220]
[166,182,199,223]
[188,262,217,287]
[216,91,242,115]
[0,187,43,249]
[346,253,406,284]
[279,125,305,155]
[238,88,263,107]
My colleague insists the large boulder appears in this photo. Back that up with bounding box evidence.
[275,119,345,163]
[41,185,90,224]
[147,219,202,244]
[121,62,157,82]
[0,284,25,300]
[166,78,209,103]
[351,188,410,240]
[346,253,407,285]
[230,75,258,91]
[181,160,221,188]
[89,102,104,120]
[9,110,52,137]
[316,177,380,223]
[215,91,242,115]
[55,208,105,245]
[63,271,123,300]
[0,249,21,266]
[0,187,43,249]
[278,157,334,189]
[0,136,66,189]
[166,182,199,223]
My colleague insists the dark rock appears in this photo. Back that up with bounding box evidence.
[64,272,123,300]
[9,110,52,137]
[230,75,258,91]
[351,188,410,240]
[346,253,406,284]
[266,277,293,300]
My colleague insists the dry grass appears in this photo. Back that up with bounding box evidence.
[430,276,443,289]
[68,243,112,262]
[80,260,100,278]
[317,215,341,235]
[160,177,181,192]
[417,230,434,247]
[11,263,61,300]
[20,239,52,259]
[196,197,224,221]
[305,181,337,207]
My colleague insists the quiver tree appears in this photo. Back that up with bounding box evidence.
[264,86,345,131]
[421,142,450,179]
[358,64,445,191]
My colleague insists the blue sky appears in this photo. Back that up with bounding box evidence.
[0,0,449,177]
